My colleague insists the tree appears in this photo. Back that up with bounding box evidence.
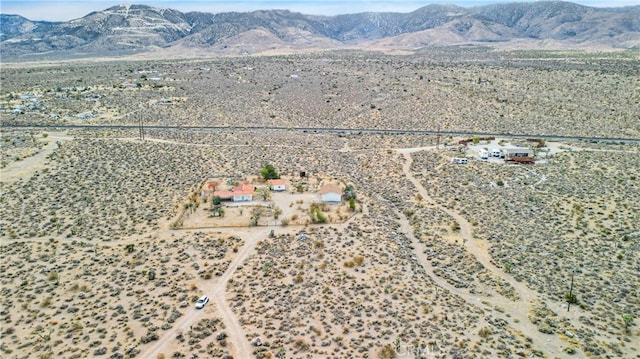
[212,205,225,217]
[212,196,221,206]
[260,163,280,180]
[257,187,271,201]
[250,207,264,226]
[343,184,356,200]
[349,197,356,211]
[309,204,327,224]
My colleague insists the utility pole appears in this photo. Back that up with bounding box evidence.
[138,111,145,141]
[567,270,575,312]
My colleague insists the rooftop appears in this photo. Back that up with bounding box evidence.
[320,184,341,195]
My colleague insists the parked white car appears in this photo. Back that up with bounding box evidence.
[195,295,210,309]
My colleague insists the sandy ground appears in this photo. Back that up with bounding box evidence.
[399,150,566,356]
[1,51,638,359]
[1,132,72,183]
[1,129,637,359]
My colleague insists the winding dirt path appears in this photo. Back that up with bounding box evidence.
[0,132,72,183]
[397,149,567,357]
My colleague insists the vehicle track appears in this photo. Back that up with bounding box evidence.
[397,149,568,357]
[144,227,272,359]
[0,133,72,183]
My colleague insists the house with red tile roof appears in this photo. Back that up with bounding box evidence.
[214,183,254,202]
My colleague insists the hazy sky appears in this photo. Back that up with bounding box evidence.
[2,0,639,21]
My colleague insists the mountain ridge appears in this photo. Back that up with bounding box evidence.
[1,1,638,60]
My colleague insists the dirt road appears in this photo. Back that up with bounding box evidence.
[1,132,72,183]
[398,149,567,357]
[143,226,274,359]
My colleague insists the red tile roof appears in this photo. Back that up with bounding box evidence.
[232,183,255,195]
[213,183,254,198]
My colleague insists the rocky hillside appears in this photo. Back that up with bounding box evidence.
[0,14,58,42]
[1,1,638,59]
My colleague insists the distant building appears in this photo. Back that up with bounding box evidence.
[76,113,94,119]
[320,184,342,203]
[83,94,101,100]
[155,98,172,105]
[267,179,286,191]
[503,148,535,164]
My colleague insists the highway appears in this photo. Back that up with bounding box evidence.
[3,123,639,144]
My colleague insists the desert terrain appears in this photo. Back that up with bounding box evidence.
[1,49,638,359]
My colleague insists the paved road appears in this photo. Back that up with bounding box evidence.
[4,124,639,144]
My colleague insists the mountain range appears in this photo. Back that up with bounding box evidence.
[1,1,639,60]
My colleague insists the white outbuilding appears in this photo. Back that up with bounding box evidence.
[267,179,286,191]
[320,184,342,203]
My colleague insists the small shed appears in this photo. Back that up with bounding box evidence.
[267,179,286,191]
[320,184,342,203]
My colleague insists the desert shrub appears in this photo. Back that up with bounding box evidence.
[378,344,397,359]
[478,327,492,338]
[41,297,52,308]
[293,338,309,351]
[141,331,159,344]
[353,256,364,266]
[564,292,578,304]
